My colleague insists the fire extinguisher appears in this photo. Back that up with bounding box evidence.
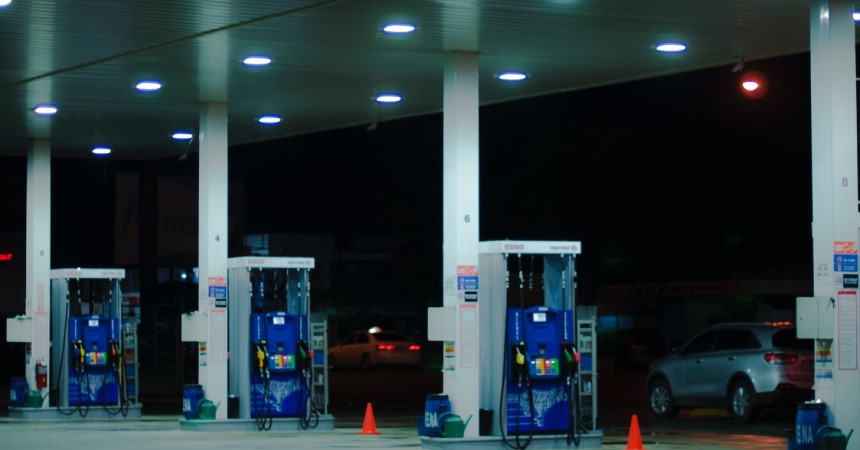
[35,359,48,391]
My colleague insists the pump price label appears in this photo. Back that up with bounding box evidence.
[270,354,295,370]
[532,358,559,377]
[87,352,107,366]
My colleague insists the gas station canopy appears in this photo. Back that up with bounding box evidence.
[0,0,815,158]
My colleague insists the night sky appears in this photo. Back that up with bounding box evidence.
[0,50,817,315]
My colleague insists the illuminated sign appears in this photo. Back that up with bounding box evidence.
[0,253,11,262]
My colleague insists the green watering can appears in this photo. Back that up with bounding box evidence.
[197,399,220,420]
[816,426,853,450]
[26,390,48,408]
[439,413,473,438]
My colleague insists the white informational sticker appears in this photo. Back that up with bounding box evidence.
[210,309,227,363]
[199,343,207,367]
[459,304,478,368]
[443,342,456,372]
[815,339,834,388]
[837,291,858,370]
[34,313,49,361]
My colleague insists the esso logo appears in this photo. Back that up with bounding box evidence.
[504,244,525,251]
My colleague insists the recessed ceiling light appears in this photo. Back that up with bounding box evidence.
[854,11,860,21]
[655,43,687,53]
[382,23,416,34]
[497,72,528,82]
[257,115,282,125]
[243,55,272,66]
[375,94,402,104]
[172,131,194,140]
[33,104,58,116]
[92,146,112,156]
[0,0,11,8]
[135,80,162,92]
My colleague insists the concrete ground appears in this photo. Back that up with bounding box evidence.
[0,414,790,450]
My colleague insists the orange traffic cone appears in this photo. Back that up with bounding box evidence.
[358,402,381,435]
[626,414,645,450]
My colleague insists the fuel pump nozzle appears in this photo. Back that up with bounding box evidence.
[512,342,528,386]
[296,340,310,373]
[75,341,85,368]
[256,341,270,378]
[561,341,580,384]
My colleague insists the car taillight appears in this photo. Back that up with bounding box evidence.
[377,344,395,351]
[764,353,798,364]
[409,345,421,351]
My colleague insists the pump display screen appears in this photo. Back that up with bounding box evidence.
[532,312,547,323]
[88,319,99,327]
[272,316,285,325]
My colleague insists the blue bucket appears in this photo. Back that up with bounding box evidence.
[416,415,427,436]
[182,384,205,420]
[796,401,827,450]
[10,377,27,407]
[424,394,451,437]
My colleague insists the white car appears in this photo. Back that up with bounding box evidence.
[645,322,813,422]
[328,329,421,370]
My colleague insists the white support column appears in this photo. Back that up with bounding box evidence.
[26,139,51,405]
[810,0,859,444]
[198,102,229,419]
[442,51,480,436]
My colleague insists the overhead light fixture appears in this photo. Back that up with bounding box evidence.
[257,115,282,125]
[92,146,112,156]
[0,0,11,8]
[497,72,528,82]
[242,55,272,66]
[375,94,402,104]
[33,104,58,116]
[172,131,194,140]
[739,70,768,99]
[135,80,162,92]
[742,81,759,91]
[655,43,687,53]
[382,23,416,34]
[854,11,860,21]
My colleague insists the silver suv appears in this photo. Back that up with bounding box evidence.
[645,322,813,422]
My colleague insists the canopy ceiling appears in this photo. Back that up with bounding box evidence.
[0,0,820,158]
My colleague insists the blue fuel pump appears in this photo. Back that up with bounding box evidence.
[69,315,120,406]
[227,260,319,430]
[250,311,309,425]
[506,306,574,435]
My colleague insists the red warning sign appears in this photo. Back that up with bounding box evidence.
[457,265,477,276]
[834,242,858,255]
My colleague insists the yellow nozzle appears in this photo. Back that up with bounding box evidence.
[257,348,265,368]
